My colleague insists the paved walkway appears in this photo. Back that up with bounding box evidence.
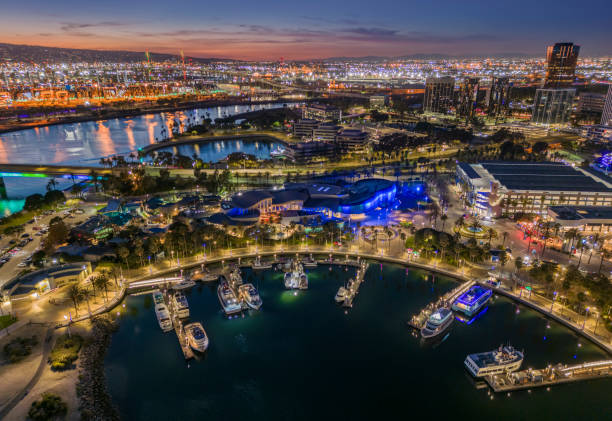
[0,326,53,420]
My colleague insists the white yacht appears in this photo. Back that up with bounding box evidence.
[238,283,262,310]
[252,256,272,270]
[421,307,453,339]
[152,291,164,305]
[284,261,308,290]
[228,267,243,288]
[171,292,190,319]
[217,281,242,315]
[464,345,524,377]
[335,286,348,303]
[184,322,209,352]
[172,279,196,290]
[154,303,173,332]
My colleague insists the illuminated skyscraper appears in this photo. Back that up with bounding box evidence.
[602,85,612,126]
[544,43,580,88]
[486,77,511,118]
[456,77,480,121]
[424,77,455,114]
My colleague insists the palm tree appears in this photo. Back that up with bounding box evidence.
[501,231,509,247]
[487,228,498,247]
[577,242,587,269]
[439,234,450,262]
[440,214,448,231]
[94,273,112,302]
[598,249,611,274]
[67,284,83,316]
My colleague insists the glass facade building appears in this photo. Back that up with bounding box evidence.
[531,88,575,125]
[423,77,455,114]
[456,77,480,121]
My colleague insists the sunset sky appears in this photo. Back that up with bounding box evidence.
[2,0,611,60]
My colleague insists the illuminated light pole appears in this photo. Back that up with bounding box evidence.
[582,307,590,330]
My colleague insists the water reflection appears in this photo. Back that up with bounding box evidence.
[0,103,290,166]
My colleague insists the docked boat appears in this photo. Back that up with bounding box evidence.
[154,303,173,332]
[238,283,263,310]
[227,267,243,288]
[184,322,209,352]
[152,291,164,305]
[217,281,242,315]
[284,260,308,290]
[464,345,524,377]
[172,279,196,290]
[171,292,190,319]
[421,307,453,339]
[452,285,492,316]
[335,286,348,303]
[252,256,272,270]
[303,255,317,268]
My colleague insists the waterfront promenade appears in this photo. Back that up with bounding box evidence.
[52,243,612,354]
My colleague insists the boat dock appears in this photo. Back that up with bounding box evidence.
[164,290,194,360]
[341,261,369,308]
[484,360,612,392]
[407,279,476,330]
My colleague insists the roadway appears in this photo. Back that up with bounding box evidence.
[0,205,98,290]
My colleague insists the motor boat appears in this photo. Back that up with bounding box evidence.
[184,322,209,352]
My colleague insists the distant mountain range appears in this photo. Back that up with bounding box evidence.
[0,43,231,63]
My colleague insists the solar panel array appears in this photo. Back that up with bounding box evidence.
[479,162,612,193]
[458,162,481,179]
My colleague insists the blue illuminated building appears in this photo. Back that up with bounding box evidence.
[213,179,398,225]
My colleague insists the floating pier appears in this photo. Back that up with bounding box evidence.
[164,290,194,360]
[340,261,369,308]
[407,280,476,330]
[484,360,612,392]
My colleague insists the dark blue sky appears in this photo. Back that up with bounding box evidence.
[3,0,611,59]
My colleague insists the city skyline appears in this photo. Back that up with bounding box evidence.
[1,0,611,60]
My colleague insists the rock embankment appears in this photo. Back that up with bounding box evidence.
[76,316,120,421]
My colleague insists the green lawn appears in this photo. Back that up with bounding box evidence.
[48,334,84,370]
[0,314,17,330]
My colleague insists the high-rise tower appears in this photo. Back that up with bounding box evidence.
[544,43,580,88]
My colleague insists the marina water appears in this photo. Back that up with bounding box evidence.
[105,263,611,420]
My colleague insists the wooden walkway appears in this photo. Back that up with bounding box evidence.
[484,360,612,392]
[407,279,476,330]
[164,290,194,360]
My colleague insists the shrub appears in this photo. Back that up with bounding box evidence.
[48,334,83,370]
[0,314,17,330]
[28,393,67,421]
[3,336,38,363]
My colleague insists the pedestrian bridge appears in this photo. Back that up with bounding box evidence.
[0,163,111,178]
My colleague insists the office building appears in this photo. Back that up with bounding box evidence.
[547,206,612,250]
[577,92,605,113]
[290,141,336,162]
[370,95,387,109]
[456,77,480,121]
[602,85,612,126]
[486,77,510,118]
[531,88,575,125]
[293,119,318,139]
[336,129,369,152]
[302,103,341,121]
[423,77,455,114]
[544,43,580,88]
[582,125,612,144]
[456,161,612,218]
[313,123,340,142]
